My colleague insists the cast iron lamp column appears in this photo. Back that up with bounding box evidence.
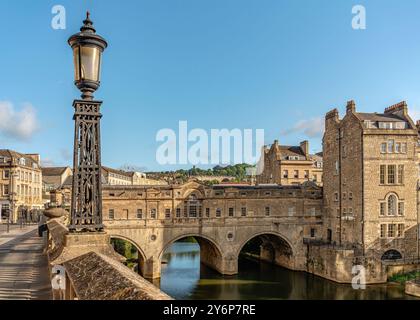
[68,12,108,232]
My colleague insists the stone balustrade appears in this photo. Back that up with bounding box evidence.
[45,217,172,300]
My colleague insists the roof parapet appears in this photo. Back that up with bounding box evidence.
[384,101,407,115]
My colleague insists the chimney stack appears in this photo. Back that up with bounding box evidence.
[300,140,309,157]
[346,100,356,115]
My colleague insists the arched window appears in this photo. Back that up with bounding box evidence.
[381,250,402,261]
[387,194,397,216]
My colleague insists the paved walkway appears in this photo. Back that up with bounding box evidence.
[0,226,52,300]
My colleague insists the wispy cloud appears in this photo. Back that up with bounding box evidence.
[41,158,57,168]
[281,117,324,138]
[0,101,39,141]
[60,148,72,162]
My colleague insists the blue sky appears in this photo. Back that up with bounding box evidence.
[1,0,420,171]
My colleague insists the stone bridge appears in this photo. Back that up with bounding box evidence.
[102,181,323,279]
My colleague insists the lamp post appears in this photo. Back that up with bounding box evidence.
[68,12,108,232]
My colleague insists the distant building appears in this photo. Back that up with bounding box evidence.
[41,166,73,206]
[102,166,167,186]
[42,167,72,190]
[102,166,132,186]
[256,140,323,186]
[0,150,43,223]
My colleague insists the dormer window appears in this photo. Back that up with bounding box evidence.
[378,122,406,130]
[19,158,26,166]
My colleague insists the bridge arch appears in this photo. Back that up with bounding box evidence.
[237,231,295,270]
[109,234,147,276]
[159,233,224,274]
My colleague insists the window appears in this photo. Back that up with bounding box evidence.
[3,170,10,179]
[241,207,247,217]
[342,192,346,200]
[380,143,387,153]
[397,224,404,238]
[294,170,299,179]
[343,208,347,215]
[288,207,295,216]
[349,192,353,200]
[264,192,271,196]
[109,209,115,220]
[380,224,386,238]
[388,224,396,238]
[348,207,353,215]
[310,228,316,238]
[387,165,396,184]
[398,202,404,216]
[137,209,143,219]
[265,207,270,216]
[150,209,157,219]
[401,143,407,153]
[380,202,386,216]
[283,170,288,178]
[308,208,316,216]
[176,208,181,218]
[3,185,9,195]
[395,143,401,153]
[380,165,386,184]
[205,208,210,218]
[388,140,394,153]
[304,170,309,179]
[313,175,317,182]
[165,209,171,219]
[228,207,234,217]
[334,192,339,201]
[216,208,222,218]
[335,161,339,174]
[189,205,197,218]
[388,195,397,216]
[397,165,404,184]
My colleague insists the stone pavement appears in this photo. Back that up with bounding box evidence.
[0,226,52,300]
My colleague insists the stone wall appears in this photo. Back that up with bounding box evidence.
[46,217,172,300]
[306,244,387,284]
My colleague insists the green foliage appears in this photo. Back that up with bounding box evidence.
[389,270,420,284]
[147,164,255,182]
[177,236,198,243]
[111,238,137,260]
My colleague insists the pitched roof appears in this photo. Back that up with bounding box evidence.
[41,167,70,176]
[0,149,39,168]
[356,113,406,122]
[102,166,132,178]
[279,146,305,157]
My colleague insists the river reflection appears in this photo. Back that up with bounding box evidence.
[159,242,418,300]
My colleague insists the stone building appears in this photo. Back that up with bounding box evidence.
[102,181,323,278]
[42,167,72,190]
[98,101,420,284]
[42,166,73,206]
[0,150,43,223]
[257,140,323,186]
[323,100,420,261]
[102,166,167,186]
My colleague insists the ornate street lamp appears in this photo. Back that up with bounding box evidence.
[68,12,108,232]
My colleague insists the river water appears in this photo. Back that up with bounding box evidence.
[159,242,417,300]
